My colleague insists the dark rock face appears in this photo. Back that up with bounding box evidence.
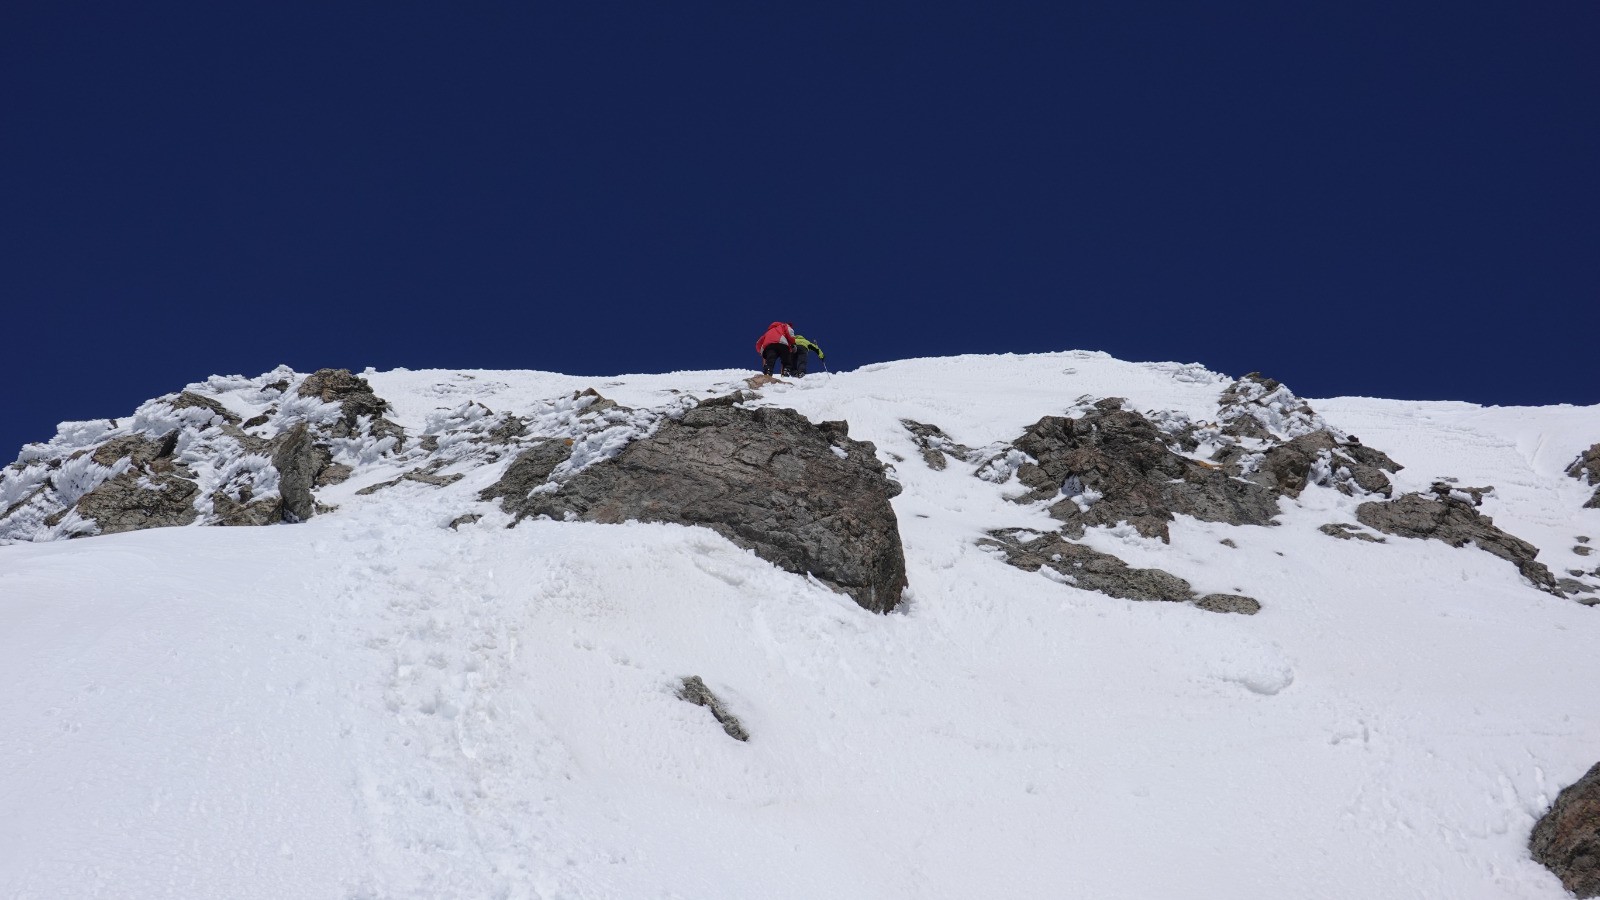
[1004,403,1282,542]
[1531,761,1600,897]
[74,470,200,534]
[514,401,908,613]
[980,528,1259,613]
[297,368,405,447]
[271,423,322,523]
[1253,430,1400,498]
[1569,443,1600,509]
[1355,491,1556,590]
[478,440,574,506]
[676,676,749,742]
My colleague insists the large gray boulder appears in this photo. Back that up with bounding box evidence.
[1355,489,1556,591]
[270,423,326,523]
[510,399,908,613]
[1531,761,1600,897]
[1001,400,1282,542]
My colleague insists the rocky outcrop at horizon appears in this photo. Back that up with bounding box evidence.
[490,397,910,614]
[0,369,398,541]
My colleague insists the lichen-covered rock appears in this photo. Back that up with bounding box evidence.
[1355,491,1556,591]
[521,401,908,613]
[1531,761,1600,897]
[981,528,1258,613]
[676,676,749,742]
[999,403,1282,542]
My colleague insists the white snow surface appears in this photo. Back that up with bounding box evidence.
[3,351,1599,899]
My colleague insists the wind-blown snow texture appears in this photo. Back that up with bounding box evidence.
[2,351,1598,899]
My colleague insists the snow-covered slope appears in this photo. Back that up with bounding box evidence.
[2,351,1598,899]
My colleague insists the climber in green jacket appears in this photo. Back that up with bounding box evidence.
[791,335,825,377]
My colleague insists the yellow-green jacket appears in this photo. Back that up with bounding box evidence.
[793,335,824,359]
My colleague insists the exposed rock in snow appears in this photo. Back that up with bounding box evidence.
[981,528,1259,613]
[1355,490,1557,592]
[1568,442,1600,509]
[676,676,749,742]
[1319,522,1386,543]
[1217,372,1328,441]
[901,419,980,471]
[995,400,1282,542]
[478,440,574,507]
[1250,430,1401,498]
[1531,761,1600,897]
[521,399,909,613]
[296,368,405,449]
[73,467,201,534]
[270,423,322,523]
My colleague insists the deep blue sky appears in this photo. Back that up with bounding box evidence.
[4,2,1597,456]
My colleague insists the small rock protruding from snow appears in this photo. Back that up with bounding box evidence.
[676,676,749,742]
[900,419,981,471]
[980,528,1260,614]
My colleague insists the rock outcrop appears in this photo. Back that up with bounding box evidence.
[497,399,909,613]
[1355,488,1557,591]
[981,528,1260,614]
[297,368,405,448]
[1251,431,1400,498]
[0,367,408,542]
[1531,761,1600,897]
[996,399,1282,542]
[1569,443,1600,509]
[676,676,749,742]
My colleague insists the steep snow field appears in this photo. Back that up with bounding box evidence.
[2,351,1597,899]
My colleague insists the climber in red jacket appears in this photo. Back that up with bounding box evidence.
[755,321,796,376]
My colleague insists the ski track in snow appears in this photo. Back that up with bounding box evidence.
[1,351,1597,899]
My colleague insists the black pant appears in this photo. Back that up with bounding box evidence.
[761,344,793,376]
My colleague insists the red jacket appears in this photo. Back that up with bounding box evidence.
[756,322,795,353]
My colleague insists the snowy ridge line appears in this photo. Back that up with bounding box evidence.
[3,351,1600,898]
